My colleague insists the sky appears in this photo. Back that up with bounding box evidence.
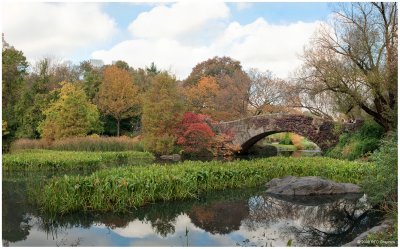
[2,1,333,80]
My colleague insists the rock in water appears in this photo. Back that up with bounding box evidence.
[265,176,361,195]
[160,154,181,161]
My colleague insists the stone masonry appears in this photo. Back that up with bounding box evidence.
[212,113,362,154]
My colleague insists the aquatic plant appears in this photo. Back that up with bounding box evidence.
[38,157,374,214]
[9,136,144,152]
[2,150,155,171]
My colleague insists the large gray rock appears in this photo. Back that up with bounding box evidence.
[265,176,361,195]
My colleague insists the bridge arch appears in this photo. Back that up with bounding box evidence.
[239,131,320,154]
[213,114,347,154]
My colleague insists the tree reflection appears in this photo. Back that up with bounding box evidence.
[188,200,249,234]
[2,175,35,243]
[27,187,261,239]
[242,193,382,246]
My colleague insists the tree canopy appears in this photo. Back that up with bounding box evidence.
[96,65,140,136]
[142,72,183,155]
[38,82,102,140]
[295,2,398,131]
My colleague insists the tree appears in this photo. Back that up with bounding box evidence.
[2,45,28,137]
[79,60,102,101]
[184,56,243,87]
[184,56,251,121]
[146,62,160,76]
[247,69,286,115]
[184,76,219,115]
[296,2,397,131]
[142,72,183,155]
[14,58,77,139]
[175,112,215,155]
[96,65,140,136]
[114,60,130,71]
[38,82,102,140]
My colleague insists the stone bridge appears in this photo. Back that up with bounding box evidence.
[213,114,362,154]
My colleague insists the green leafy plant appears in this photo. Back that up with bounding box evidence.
[3,150,154,171]
[37,156,373,214]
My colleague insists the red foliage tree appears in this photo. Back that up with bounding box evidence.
[175,112,216,155]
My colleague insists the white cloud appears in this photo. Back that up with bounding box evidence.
[112,219,156,238]
[128,1,230,41]
[2,2,117,60]
[235,3,253,11]
[211,18,321,78]
[4,1,321,80]
[92,38,213,79]
[93,2,320,80]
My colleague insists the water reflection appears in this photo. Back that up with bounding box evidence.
[3,172,382,247]
[243,193,380,246]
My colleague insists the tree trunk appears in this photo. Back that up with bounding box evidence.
[117,119,120,137]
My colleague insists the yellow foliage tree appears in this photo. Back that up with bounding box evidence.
[38,82,102,140]
[96,66,140,136]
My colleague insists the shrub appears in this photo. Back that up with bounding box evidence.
[175,112,215,156]
[326,121,385,160]
[361,131,397,245]
[362,131,397,207]
[279,133,293,145]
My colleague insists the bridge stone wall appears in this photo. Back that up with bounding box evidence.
[213,114,361,154]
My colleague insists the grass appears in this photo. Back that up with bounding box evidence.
[2,150,155,171]
[9,136,144,152]
[38,156,374,214]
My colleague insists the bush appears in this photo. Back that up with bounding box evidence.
[9,136,143,152]
[362,131,397,207]
[279,133,293,145]
[326,121,385,160]
[362,131,398,245]
[175,112,215,156]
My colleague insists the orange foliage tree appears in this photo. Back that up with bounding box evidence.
[96,65,140,136]
[184,76,219,115]
[184,56,251,121]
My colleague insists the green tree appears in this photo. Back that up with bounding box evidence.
[2,45,28,136]
[79,60,102,101]
[38,82,102,140]
[96,65,140,136]
[14,58,74,139]
[114,60,130,71]
[142,72,183,155]
[146,62,160,76]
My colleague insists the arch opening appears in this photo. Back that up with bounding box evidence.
[238,131,321,156]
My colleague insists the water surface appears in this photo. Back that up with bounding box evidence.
[3,170,382,247]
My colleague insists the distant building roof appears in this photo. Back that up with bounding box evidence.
[89,59,104,68]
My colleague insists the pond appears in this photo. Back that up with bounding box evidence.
[3,167,382,247]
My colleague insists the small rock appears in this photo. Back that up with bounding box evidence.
[160,154,181,161]
[265,176,361,195]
